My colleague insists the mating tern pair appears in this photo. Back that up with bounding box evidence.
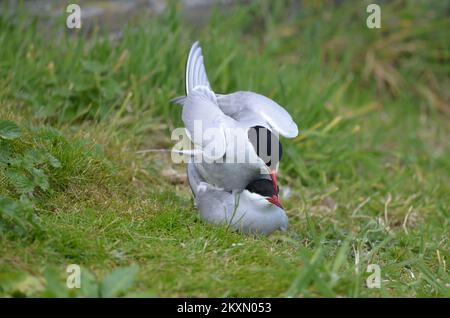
[173,42,298,235]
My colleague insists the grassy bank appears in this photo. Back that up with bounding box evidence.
[0,1,449,297]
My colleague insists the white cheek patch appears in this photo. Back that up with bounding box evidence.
[242,190,270,207]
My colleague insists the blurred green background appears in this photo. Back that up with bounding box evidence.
[0,0,448,297]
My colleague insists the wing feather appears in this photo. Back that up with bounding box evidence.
[216,92,298,138]
[185,41,212,95]
[182,90,229,160]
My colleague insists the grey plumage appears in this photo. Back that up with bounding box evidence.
[176,41,298,235]
[187,161,288,235]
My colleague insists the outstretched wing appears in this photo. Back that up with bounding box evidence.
[186,41,213,96]
[182,89,233,160]
[216,91,299,138]
[173,41,216,105]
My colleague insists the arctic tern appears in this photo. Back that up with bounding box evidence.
[173,41,298,235]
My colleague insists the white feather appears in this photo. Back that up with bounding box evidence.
[217,92,298,138]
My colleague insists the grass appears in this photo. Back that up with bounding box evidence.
[0,0,449,297]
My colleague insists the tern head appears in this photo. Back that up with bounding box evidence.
[245,177,283,209]
[247,125,283,170]
[247,125,283,208]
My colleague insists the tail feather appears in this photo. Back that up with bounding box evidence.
[170,96,186,105]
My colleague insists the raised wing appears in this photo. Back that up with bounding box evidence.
[182,90,231,160]
[172,41,215,105]
[186,41,213,96]
[216,91,299,138]
[179,42,231,159]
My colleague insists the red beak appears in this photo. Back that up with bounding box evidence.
[269,170,279,195]
[268,195,283,209]
[267,170,283,208]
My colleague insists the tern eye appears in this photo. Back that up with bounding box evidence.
[245,179,277,197]
[247,126,282,169]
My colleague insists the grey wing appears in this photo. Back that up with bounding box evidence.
[195,182,235,225]
[188,161,231,223]
[182,89,231,160]
[216,91,299,138]
[181,42,234,159]
[172,41,215,105]
[187,161,204,198]
[186,41,213,96]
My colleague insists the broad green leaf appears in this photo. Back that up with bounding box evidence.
[100,265,139,297]
[23,149,46,169]
[0,196,17,218]
[0,120,21,140]
[14,274,44,296]
[47,153,61,168]
[0,141,11,163]
[5,170,35,194]
[79,268,100,297]
[43,268,68,297]
[0,272,44,296]
[32,168,49,191]
[0,196,39,235]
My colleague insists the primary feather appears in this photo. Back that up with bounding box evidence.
[185,41,212,95]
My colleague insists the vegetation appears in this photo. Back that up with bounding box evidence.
[0,1,449,297]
